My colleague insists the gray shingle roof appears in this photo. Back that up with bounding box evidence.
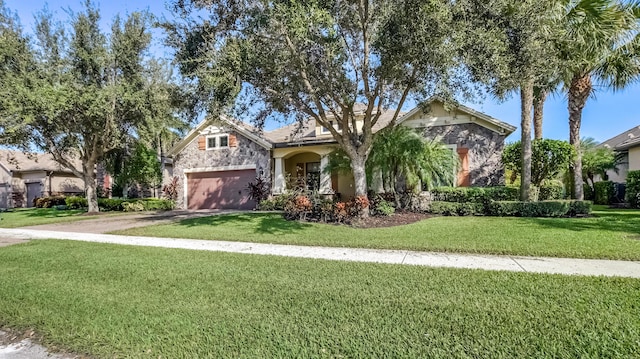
[598,125,640,150]
[0,150,81,173]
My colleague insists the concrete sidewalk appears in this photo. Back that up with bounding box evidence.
[1,228,639,278]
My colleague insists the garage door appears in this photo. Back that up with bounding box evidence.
[187,170,256,210]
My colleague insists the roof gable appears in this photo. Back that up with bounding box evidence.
[168,116,272,156]
[397,96,517,135]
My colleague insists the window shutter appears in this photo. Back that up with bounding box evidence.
[457,148,470,187]
[198,136,206,150]
[229,133,238,147]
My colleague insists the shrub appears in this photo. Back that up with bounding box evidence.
[568,201,592,217]
[284,195,312,220]
[488,200,591,217]
[625,171,640,208]
[143,199,175,211]
[539,183,564,201]
[97,198,174,211]
[35,196,67,208]
[122,200,146,212]
[259,193,297,211]
[371,199,395,216]
[429,201,484,216]
[349,195,370,217]
[593,181,615,205]
[430,186,519,203]
[162,177,179,201]
[65,196,88,209]
[98,198,125,211]
[246,176,271,206]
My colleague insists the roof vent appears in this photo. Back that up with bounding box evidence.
[629,133,635,139]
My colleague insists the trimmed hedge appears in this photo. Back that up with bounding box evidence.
[429,202,485,216]
[65,196,88,209]
[430,186,519,203]
[626,171,640,208]
[96,198,175,211]
[539,183,564,201]
[34,196,67,208]
[594,181,615,205]
[431,200,591,217]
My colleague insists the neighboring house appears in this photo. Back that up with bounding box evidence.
[165,97,516,210]
[599,125,640,182]
[0,150,84,208]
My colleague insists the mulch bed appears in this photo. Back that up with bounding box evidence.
[351,211,431,228]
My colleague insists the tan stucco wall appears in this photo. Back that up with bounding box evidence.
[336,172,355,199]
[629,146,640,171]
[0,166,11,184]
[50,174,84,194]
[273,145,335,159]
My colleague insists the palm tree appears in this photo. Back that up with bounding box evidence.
[580,137,621,190]
[325,126,458,201]
[559,0,640,200]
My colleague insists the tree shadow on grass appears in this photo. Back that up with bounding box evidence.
[16,208,83,219]
[524,209,640,237]
[174,212,312,236]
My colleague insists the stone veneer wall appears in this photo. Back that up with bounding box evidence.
[421,123,507,186]
[172,131,271,209]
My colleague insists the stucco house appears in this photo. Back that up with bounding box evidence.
[599,125,640,183]
[165,97,516,210]
[0,150,85,208]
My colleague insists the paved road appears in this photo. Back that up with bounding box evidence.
[2,228,639,278]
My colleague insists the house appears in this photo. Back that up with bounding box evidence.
[0,150,85,208]
[165,97,517,210]
[599,125,640,182]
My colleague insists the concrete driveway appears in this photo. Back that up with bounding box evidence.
[20,209,242,234]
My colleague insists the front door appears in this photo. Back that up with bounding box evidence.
[26,182,41,208]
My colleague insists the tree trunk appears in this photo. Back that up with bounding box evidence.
[533,89,547,140]
[83,159,99,213]
[568,74,591,201]
[350,155,369,218]
[520,81,534,202]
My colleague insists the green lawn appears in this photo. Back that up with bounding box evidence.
[114,206,640,260]
[0,208,132,228]
[0,240,638,358]
[0,208,87,228]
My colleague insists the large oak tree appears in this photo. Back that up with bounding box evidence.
[166,0,470,213]
[0,1,182,212]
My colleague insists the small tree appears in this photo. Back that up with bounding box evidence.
[581,137,620,191]
[502,139,575,188]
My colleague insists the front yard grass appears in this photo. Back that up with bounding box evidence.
[0,208,130,228]
[0,208,86,228]
[114,206,640,260]
[0,240,638,358]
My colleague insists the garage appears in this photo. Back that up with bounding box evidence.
[186,169,256,210]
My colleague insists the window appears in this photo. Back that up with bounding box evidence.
[321,121,342,134]
[206,134,229,150]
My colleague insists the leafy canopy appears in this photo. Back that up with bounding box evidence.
[502,139,576,187]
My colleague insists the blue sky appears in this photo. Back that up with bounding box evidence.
[6,0,640,143]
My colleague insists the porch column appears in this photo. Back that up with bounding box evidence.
[273,156,286,194]
[320,155,333,194]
